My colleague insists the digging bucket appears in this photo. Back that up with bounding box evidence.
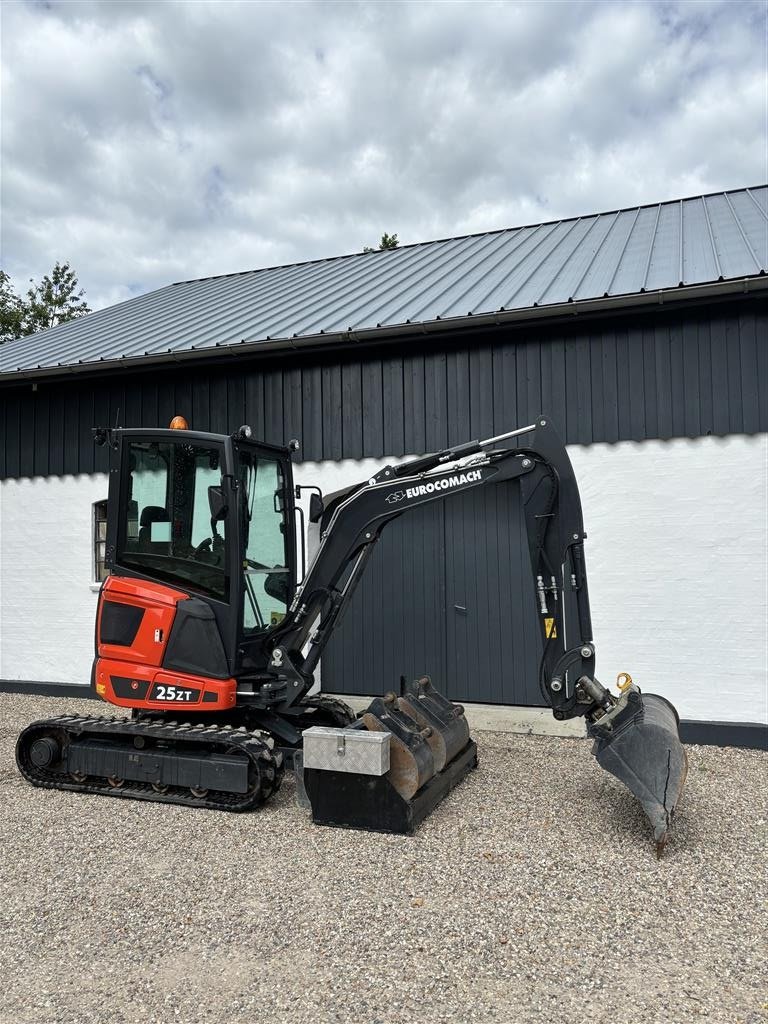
[589,686,688,856]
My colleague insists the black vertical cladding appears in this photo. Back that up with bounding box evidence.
[140,379,159,434]
[19,391,35,478]
[469,345,495,439]
[655,322,674,438]
[382,357,405,455]
[245,372,265,442]
[446,348,470,448]
[174,377,193,427]
[362,359,384,455]
[209,376,229,436]
[0,297,765,481]
[33,388,50,477]
[403,352,426,455]
[710,318,730,436]
[574,337,592,443]
[588,332,604,442]
[63,388,80,473]
[93,390,110,473]
[322,363,343,460]
[341,362,363,459]
[5,393,19,477]
[325,482,543,705]
[124,384,142,432]
[324,500,447,698]
[424,351,448,452]
[700,317,720,434]
[669,319,687,438]
[192,376,210,433]
[263,369,284,446]
[614,328,633,440]
[283,367,302,449]
[628,326,645,439]
[740,310,761,435]
[600,332,619,442]
[158,378,180,432]
[757,313,768,430]
[301,365,323,462]
[682,321,701,437]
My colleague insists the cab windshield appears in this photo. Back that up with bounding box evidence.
[118,440,228,600]
[239,448,291,634]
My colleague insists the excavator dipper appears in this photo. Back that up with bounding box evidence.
[16,414,687,852]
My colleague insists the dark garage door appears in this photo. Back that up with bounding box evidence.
[322,483,544,706]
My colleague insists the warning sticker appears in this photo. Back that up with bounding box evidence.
[544,617,557,639]
[270,611,286,626]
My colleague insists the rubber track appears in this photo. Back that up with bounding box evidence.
[16,714,284,812]
[297,695,357,728]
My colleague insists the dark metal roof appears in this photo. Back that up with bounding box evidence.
[2,185,766,380]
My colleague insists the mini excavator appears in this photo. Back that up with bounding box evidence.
[16,414,687,852]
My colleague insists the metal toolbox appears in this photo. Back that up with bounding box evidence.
[302,726,390,776]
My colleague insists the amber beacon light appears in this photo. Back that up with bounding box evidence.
[169,415,189,430]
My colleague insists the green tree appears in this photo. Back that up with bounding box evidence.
[24,261,91,333]
[0,271,26,343]
[363,232,400,253]
[0,262,91,342]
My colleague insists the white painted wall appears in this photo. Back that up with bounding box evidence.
[2,435,766,724]
[0,474,109,685]
[569,437,767,725]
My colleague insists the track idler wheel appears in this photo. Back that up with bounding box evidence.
[29,736,60,769]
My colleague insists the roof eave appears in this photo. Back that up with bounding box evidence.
[1,274,765,385]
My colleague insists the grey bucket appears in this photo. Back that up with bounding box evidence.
[589,689,688,856]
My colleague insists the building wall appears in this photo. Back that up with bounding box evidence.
[2,434,765,724]
[2,298,766,480]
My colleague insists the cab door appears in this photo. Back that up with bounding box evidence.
[105,428,240,674]
[232,441,298,673]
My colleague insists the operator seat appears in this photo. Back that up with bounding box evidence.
[138,506,170,553]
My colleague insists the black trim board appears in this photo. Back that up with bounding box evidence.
[678,720,767,750]
[1,680,765,750]
[0,681,99,700]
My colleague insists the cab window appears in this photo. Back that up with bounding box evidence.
[239,450,290,633]
[119,441,228,600]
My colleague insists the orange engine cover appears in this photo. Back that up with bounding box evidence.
[94,576,236,712]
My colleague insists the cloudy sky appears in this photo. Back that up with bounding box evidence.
[1,0,766,310]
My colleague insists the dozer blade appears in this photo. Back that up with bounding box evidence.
[588,688,688,856]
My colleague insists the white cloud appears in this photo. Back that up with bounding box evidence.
[1,0,765,309]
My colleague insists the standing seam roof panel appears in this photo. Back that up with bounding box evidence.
[360,228,525,326]
[0,185,765,377]
[296,232,499,334]
[536,215,613,304]
[706,194,760,277]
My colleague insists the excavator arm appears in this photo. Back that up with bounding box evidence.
[268,414,687,852]
[270,416,606,720]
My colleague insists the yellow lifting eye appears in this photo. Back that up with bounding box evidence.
[616,672,633,692]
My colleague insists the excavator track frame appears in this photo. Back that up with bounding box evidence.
[16,714,284,812]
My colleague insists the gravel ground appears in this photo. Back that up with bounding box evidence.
[0,694,766,1024]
